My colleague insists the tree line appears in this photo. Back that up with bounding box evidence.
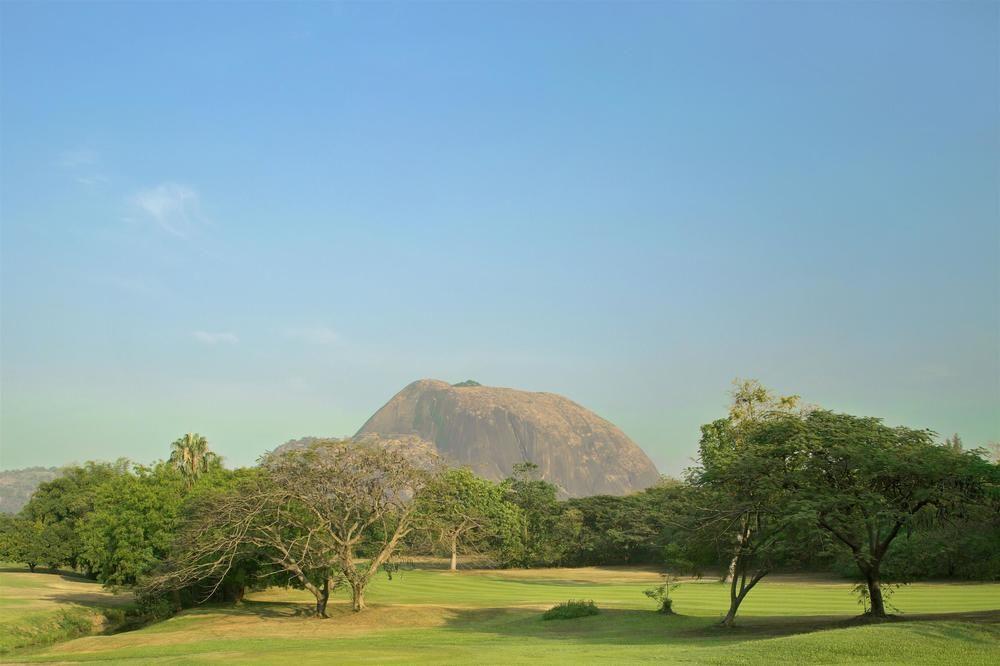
[1,384,997,626]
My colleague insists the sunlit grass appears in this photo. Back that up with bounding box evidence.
[4,566,999,664]
[0,566,130,654]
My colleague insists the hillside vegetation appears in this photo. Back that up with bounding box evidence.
[0,467,61,514]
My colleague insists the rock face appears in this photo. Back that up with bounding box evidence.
[356,379,660,497]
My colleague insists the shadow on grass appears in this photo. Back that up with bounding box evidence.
[0,567,132,610]
[44,593,125,610]
[437,606,1000,648]
[0,565,93,583]
[219,600,317,619]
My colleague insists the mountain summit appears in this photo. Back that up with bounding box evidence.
[356,379,660,497]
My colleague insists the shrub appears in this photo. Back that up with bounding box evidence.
[54,609,93,637]
[644,573,681,614]
[101,607,127,626]
[542,600,599,620]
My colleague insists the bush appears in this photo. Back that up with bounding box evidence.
[55,608,93,636]
[542,600,599,620]
[108,595,177,633]
[644,574,681,614]
[101,607,127,625]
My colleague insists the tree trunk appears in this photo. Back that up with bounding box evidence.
[724,553,737,584]
[316,577,331,618]
[223,582,245,603]
[27,562,37,572]
[721,564,742,627]
[450,534,458,571]
[720,556,767,627]
[351,582,366,612]
[866,573,886,618]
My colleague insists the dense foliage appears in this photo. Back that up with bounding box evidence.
[415,467,524,569]
[1,391,996,625]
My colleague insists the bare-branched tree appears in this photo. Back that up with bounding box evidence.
[148,439,437,616]
[264,440,436,611]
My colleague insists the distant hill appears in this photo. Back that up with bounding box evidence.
[356,379,661,497]
[0,467,62,514]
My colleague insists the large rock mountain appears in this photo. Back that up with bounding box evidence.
[356,379,660,497]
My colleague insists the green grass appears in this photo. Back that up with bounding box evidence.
[342,569,1000,615]
[0,566,128,655]
[4,567,999,664]
[0,607,98,655]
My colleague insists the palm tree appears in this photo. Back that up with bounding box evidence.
[169,433,219,485]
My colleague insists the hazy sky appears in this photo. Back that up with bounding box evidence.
[2,2,997,475]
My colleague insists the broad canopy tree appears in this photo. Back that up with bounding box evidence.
[265,440,434,612]
[416,468,523,570]
[795,410,995,618]
[146,467,336,614]
[150,439,436,616]
[0,514,63,571]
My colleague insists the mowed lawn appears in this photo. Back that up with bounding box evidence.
[4,566,999,664]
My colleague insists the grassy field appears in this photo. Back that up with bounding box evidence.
[0,567,131,655]
[3,566,998,664]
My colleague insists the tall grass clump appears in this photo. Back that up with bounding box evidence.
[542,600,600,620]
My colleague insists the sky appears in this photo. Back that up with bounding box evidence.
[1,1,997,476]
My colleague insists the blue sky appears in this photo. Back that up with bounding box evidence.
[1,2,997,475]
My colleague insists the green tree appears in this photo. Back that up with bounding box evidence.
[502,462,579,566]
[146,467,336,614]
[148,440,433,617]
[18,461,129,573]
[797,411,995,618]
[417,468,523,570]
[169,433,220,486]
[944,433,963,453]
[690,379,809,626]
[0,515,48,571]
[78,463,187,586]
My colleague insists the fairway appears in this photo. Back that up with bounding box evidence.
[5,567,999,664]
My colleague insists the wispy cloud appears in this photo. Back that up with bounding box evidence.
[193,331,239,345]
[131,183,205,238]
[76,174,110,186]
[56,148,100,169]
[284,326,339,345]
[56,148,109,187]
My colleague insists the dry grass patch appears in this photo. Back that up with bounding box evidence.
[42,600,464,657]
[0,569,131,611]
